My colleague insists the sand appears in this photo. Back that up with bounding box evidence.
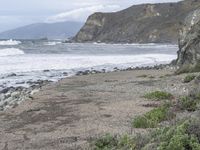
[0,69,192,150]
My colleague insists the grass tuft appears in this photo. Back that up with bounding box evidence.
[178,96,199,112]
[183,74,196,83]
[150,120,200,150]
[132,106,172,128]
[144,91,173,101]
[92,134,136,150]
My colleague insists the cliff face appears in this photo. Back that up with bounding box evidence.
[74,0,200,43]
[176,8,200,73]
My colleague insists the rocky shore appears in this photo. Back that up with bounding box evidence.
[0,63,176,111]
[0,68,197,149]
[1,1,200,149]
[75,64,176,76]
[0,80,52,111]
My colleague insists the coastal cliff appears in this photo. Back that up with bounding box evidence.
[74,0,200,43]
[176,8,200,73]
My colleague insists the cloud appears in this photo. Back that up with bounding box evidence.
[45,4,120,23]
[0,0,182,32]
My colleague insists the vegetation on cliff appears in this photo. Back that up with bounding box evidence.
[74,0,200,44]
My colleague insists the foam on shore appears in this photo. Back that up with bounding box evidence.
[0,39,21,46]
[0,48,24,57]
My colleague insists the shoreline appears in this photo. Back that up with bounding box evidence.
[0,63,176,111]
[0,66,193,149]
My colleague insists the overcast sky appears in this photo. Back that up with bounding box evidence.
[0,0,182,32]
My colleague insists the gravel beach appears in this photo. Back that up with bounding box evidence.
[0,69,194,150]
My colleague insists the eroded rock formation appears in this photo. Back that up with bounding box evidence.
[74,0,200,43]
[176,9,200,73]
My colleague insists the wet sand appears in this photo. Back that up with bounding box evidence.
[0,69,190,150]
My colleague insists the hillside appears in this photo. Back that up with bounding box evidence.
[0,21,83,40]
[74,0,200,43]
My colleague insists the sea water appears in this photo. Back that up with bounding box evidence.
[0,39,178,91]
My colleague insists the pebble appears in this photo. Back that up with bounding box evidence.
[0,80,52,111]
[0,64,175,111]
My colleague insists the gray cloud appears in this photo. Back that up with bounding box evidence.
[45,4,121,23]
[0,0,182,32]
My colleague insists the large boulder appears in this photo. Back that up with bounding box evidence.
[176,9,200,73]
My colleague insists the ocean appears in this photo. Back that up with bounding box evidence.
[0,39,178,91]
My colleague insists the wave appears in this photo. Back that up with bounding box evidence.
[0,39,21,46]
[0,53,176,92]
[0,48,24,57]
[92,42,177,48]
[44,41,62,46]
[0,53,176,74]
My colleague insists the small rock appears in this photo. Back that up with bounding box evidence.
[7,73,17,77]
[43,70,50,72]
[11,92,20,98]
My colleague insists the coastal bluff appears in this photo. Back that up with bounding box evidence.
[73,0,200,44]
[176,8,200,73]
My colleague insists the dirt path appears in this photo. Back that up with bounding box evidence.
[0,69,188,150]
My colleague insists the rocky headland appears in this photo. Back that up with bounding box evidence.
[74,0,200,44]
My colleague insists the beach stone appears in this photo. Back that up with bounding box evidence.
[0,87,11,94]
[0,94,5,101]
[11,91,20,98]
[0,78,53,110]
[63,72,68,76]
[16,81,25,84]
[7,73,17,77]
[31,89,39,95]
[5,92,11,98]
[101,69,106,73]
[43,70,50,72]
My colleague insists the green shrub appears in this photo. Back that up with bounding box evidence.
[133,106,171,128]
[133,116,150,128]
[93,134,118,150]
[178,96,198,111]
[183,75,196,83]
[92,120,200,150]
[92,134,136,150]
[149,120,200,150]
[187,119,200,142]
[144,91,173,101]
[118,135,136,149]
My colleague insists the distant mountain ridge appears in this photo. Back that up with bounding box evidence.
[74,0,200,43]
[0,21,83,40]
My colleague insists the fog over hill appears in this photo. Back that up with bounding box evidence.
[0,21,83,40]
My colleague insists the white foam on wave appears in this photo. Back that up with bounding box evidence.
[44,41,62,46]
[0,39,21,46]
[0,53,176,74]
[93,42,177,47]
[0,48,25,57]
[0,43,178,91]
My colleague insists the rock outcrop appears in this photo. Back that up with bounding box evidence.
[176,8,200,73]
[74,0,200,43]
